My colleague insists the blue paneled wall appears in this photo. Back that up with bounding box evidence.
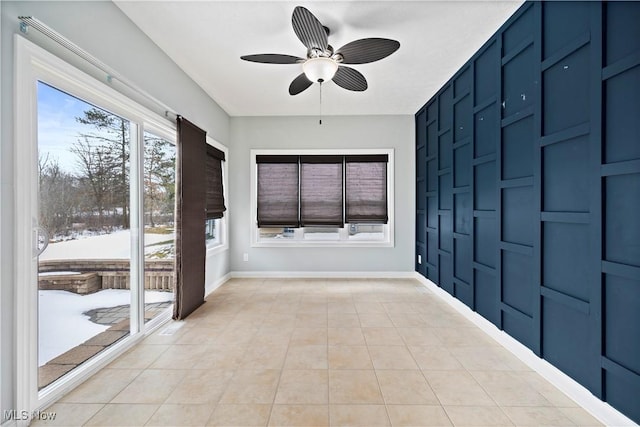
[414,2,640,423]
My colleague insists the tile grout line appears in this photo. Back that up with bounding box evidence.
[42,278,603,426]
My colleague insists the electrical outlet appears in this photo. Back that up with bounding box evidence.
[243,253,249,262]
[417,254,422,264]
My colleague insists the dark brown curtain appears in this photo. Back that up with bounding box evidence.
[256,155,300,227]
[206,145,226,219]
[345,154,389,223]
[174,117,206,320]
[300,155,344,227]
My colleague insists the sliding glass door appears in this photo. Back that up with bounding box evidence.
[36,82,138,389]
[143,131,176,323]
[35,83,176,390]
[15,36,177,417]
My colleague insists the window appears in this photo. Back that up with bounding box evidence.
[205,144,226,220]
[345,155,388,223]
[251,149,394,247]
[300,156,344,227]
[205,138,228,253]
[258,227,296,240]
[205,218,219,243]
[257,155,299,227]
[349,223,385,240]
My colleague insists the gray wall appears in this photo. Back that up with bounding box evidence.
[0,1,230,417]
[0,1,417,418]
[229,115,415,273]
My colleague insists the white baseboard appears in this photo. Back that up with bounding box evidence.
[205,272,231,297]
[229,270,416,279]
[413,273,637,427]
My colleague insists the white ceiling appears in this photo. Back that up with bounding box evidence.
[115,1,523,117]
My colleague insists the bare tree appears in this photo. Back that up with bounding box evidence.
[71,137,117,229]
[76,108,130,228]
[38,154,78,237]
[144,135,176,227]
[144,134,176,227]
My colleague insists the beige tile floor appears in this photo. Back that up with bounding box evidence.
[34,278,604,426]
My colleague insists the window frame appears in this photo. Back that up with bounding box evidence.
[250,148,394,248]
[14,34,177,414]
[206,136,229,255]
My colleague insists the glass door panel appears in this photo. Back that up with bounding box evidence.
[36,81,132,389]
[142,132,176,323]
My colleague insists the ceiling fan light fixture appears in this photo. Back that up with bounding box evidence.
[303,57,338,83]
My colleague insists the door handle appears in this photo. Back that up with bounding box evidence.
[35,226,49,257]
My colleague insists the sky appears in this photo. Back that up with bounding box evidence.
[37,81,123,174]
[37,82,175,174]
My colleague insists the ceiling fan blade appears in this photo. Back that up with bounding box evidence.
[241,54,305,64]
[332,66,368,92]
[292,6,328,51]
[336,38,400,64]
[289,73,313,95]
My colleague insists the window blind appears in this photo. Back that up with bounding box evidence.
[345,154,388,224]
[174,117,206,320]
[257,155,300,227]
[205,145,226,219]
[300,155,344,227]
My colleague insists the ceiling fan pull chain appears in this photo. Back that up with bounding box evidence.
[319,81,323,125]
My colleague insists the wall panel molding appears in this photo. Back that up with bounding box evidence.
[414,273,637,427]
[415,1,640,422]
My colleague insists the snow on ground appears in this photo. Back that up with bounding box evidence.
[40,229,174,260]
[39,289,174,366]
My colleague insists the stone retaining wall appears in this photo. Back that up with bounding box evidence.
[39,272,102,294]
[38,259,174,294]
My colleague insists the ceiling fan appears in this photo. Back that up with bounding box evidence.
[241,6,400,96]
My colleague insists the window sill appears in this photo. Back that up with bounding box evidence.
[207,243,229,256]
[251,241,394,248]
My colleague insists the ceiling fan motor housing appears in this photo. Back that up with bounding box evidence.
[307,45,341,61]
